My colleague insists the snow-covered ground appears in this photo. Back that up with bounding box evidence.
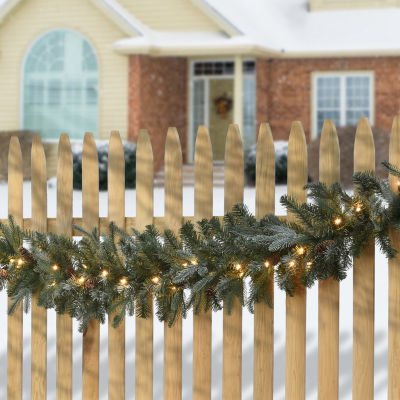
[0,183,388,399]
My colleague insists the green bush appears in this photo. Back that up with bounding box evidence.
[244,142,288,185]
[73,142,136,191]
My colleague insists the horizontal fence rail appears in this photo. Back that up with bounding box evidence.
[1,117,399,399]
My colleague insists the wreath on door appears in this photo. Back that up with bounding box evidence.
[214,93,233,118]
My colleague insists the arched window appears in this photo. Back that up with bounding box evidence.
[23,30,98,139]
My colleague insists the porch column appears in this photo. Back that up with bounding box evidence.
[233,55,243,131]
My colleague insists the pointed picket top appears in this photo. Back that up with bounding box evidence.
[194,125,213,220]
[164,127,182,233]
[57,133,73,236]
[108,130,125,227]
[136,129,154,232]
[31,134,47,400]
[254,122,275,400]
[165,127,183,163]
[389,116,400,191]
[318,119,340,399]
[82,132,99,232]
[193,125,213,400]
[319,119,340,186]
[354,118,375,173]
[7,135,23,400]
[256,123,275,219]
[287,121,307,205]
[32,135,47,232]
[8,136,23,224]
[224,124,244,213]
[81,136,100,400]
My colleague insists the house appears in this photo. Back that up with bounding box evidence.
[0,0,399,171]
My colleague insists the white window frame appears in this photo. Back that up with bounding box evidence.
[311,71,375,139]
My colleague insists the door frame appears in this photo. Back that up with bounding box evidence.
[188,58,256,163]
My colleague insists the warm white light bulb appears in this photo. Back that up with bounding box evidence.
[334,217,342,226]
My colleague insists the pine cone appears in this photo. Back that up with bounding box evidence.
[269,252,281,266]
[0,268,7,278]
[314,240,336,254]
[18,246,34,263]
[206,288,216,298]
[85,277,97,289]
[66,266,76,278]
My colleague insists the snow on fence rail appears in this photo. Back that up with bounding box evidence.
[3,118,400,400]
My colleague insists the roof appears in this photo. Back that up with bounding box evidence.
[115,0,400,58]
[2,0,400,57]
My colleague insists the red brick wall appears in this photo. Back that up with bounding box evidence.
[256,57,400,141]
[129,55,188,171]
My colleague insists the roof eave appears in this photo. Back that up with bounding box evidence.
[113,39,282,58]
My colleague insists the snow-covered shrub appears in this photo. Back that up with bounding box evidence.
[244,141,288,185]
[73,141,136,190]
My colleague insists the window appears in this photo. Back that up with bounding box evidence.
[23,30,98,139]
[313,72,373,136]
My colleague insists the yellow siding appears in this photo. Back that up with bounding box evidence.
[118,0,220,31]
[0,0,130,140]
[310,0,399,11]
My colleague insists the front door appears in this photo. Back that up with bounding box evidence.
[190,60,256,162]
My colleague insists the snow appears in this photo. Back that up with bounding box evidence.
[113,0,400,57]
[0,182,389,399]
[207,0,400,55]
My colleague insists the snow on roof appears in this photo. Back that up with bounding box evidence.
[206,0,400,56]
[115,0,400,57]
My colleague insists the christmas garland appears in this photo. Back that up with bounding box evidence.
[1,162,400,332]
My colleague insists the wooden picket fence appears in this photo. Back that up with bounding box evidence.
[2,116,400,400]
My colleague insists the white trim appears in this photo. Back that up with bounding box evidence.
[0,0,22,23]
[311,70,375,139]
[89,0,148,36]
[189,0,242,37]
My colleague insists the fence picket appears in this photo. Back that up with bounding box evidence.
[353,118,375,400]
[193,126,213,400]
[285,121,307,400]
[223,124,244,400]
[81,132,100,400]
[107,131,126,400]
[31,135,47,400]
[389,116,400,399]
[254,123,275,400]
[135,130,154,400]
[318,120,340,400]
[164,127,183,400]
[56,134,73,400]
[2,117,398,398]
[7,137,23,400]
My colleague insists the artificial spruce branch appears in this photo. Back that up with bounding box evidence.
[0,163,400,331]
